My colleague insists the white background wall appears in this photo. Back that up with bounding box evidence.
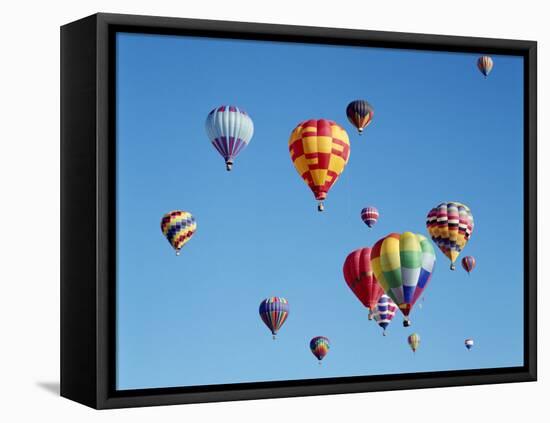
[0,0,546,421]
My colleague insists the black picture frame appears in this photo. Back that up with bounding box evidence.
[60,12,537,409]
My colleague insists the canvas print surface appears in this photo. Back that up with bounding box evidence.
[115,32,524,390]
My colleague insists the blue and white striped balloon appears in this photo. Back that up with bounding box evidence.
[465,338,474,351]
[205,105,254,171]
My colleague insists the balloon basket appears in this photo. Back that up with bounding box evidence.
[225,161,233,171]
[317,202,324,212]
[175,250,180,256]
[450,263,456,270]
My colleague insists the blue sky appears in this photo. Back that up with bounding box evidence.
[116,32,524,390]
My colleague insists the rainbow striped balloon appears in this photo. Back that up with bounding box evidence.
[160,210,197,255]
[310,336,330,363]
[373,295,397,336]
[361,206,379,228]
[259,297,289,339]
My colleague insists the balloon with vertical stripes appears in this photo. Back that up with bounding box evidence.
[259,297,289,340]
[477,56,493,78]
[205,105,254,171]
[346,100,374,135]
[310,336,330,363]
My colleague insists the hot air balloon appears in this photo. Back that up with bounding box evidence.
[408,333,420,353]
[160,210,197,255]
[373,295,397,336]
[205,105,254,171]
[361,206,379,228]
[477,56,493,78]
[310,336,330,364]
[346,100,374,135]
[259,297,289,340]
[371,232,436,326]
[462,256,476,275]
[426,202,474,270]
[343,247,384,319]
[288,119,351,211]
[465,338,474,351]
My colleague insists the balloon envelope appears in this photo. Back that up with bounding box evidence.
[160,210,197,255]
[465,338,474,350]
[310,336,330,361]
[205,105,254,170]
[426,202,474,270]
[371,232,436,319]
[288,119,350,211]
[373,295,397,334]
[408,333,421,352]
[343,247,384,315]
[361,206,379,228]
[259,297,289,337]
[346,100,374,134]
[477,56,493,77]
[461,256,476,274]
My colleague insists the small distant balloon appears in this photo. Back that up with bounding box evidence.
[310,336,330,363]
[346,100,374,135]
[160,210,197,255]
[461,256,476,274]
[408,333,420,353]
[259,297,289,340]
[373,295,397,336]
[465,338,474,351]
[361,206,379,228]
[477,56,493,78]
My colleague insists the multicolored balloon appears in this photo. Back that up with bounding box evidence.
[461,256,476,275]
[343,247,384,319]
[346,100,374,135]
[477,56,493,78]
[288,119,351,211]
[310,336,330,363]
[408,333,420,353]
[160,211,197,255]
[426,202,474,270]
[371,232,436,326]
[259,297,289,339]
[465,338,474,351]
[205,105,254,171]
[373,295,397,336]
[361,206,379,228]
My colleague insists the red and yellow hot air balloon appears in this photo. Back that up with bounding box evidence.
[343,247,384,319]
[288,119,351,211]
